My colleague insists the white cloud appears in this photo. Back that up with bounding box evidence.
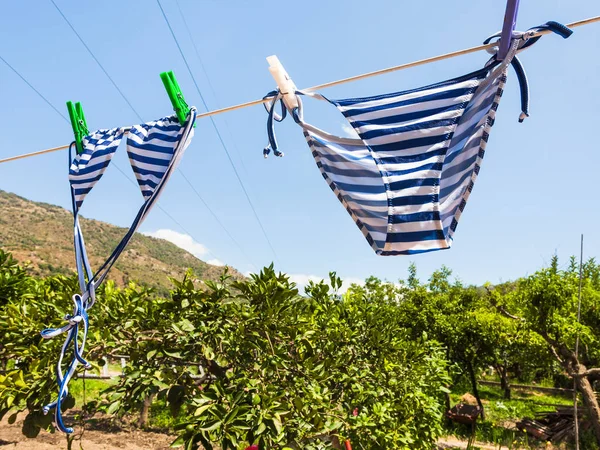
[288,273,323,290]
[288,273,364,293]
[207,258,225,267]
[143,229,222,266]
[241,271,363,293]
[340,122,359,138]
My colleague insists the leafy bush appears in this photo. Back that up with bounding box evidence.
[101,268,450,449]
[5,247,599,448]
[0,251,451,449]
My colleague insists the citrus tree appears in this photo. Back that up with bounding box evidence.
[488,256,600,445]
[0,251,452,449]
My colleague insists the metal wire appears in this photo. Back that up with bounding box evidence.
[156,0,279,262]
[1,14,599,165]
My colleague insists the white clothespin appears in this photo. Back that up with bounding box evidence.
[266,55,299,111]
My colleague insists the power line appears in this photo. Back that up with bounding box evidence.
[178,169,255,266]
[48,0,252,266]
[49,0,143,122]
[156,0,279,263]
[109,164,223,263]
[0,55,68,122]
[173,0,248,175]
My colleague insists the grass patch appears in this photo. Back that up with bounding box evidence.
[148,398,187,431]
[446,382,578,448]
[68,377,115,407]
[450,383,573,423]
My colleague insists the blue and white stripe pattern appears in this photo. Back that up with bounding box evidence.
[69,128,126,210]
[43,109,196,433]
[300,44,519,255]
[262,23,572,256]
[305,131,389,251]
[127,117,194,199]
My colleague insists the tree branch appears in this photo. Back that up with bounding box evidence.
[498,307,525,321]
[572,368,600,378]
[484,287,525,321]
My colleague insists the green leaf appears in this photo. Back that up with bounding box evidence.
[199,421,221,432]
[61,395,75,411]
[179,319,195,332]
[106,401,121,415]
[167,385,185,416]
[21,413,41,439]
[164,349,182,359]
[194,404,212,417]
[272,416,282,435]
[170,435,186,448]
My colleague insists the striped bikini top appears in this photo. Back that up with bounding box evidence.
[264,22,572,255]
[41,110,196,433]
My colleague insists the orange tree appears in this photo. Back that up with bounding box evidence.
[0,251,452,449]
[488,256,600,446]
[101,267,451,449]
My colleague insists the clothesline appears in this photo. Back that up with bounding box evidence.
[1,14,598,166]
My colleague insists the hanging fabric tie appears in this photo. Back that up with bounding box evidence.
[40,88,196,432]
[482,21,573,122]
[263,22,571,255]
[262,90,287,158]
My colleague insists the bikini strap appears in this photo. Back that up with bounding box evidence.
[483,21,573,122]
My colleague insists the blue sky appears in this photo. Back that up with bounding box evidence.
[1,0,599,289]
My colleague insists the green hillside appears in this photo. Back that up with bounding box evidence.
[0,190,242,292]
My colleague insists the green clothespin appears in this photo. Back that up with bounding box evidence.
[160,71,193,125]
[66,101,89,155]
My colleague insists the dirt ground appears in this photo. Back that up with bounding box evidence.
[437,436,517,449]
[0,415,527,450]
[0,414,174,450]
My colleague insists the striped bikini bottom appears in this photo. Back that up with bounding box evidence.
[265,35,531,255]
[264,22,572,255]
[302,61,508,256]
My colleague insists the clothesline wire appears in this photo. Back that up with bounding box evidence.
[47,0,255,267]
[1,13,599,166]
[156,0,279,263]
[192,14,600,120]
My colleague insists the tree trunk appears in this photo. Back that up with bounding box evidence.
[512,362,523,380]
[467,361,485,420]
[443,388,453,427]
[496,363,511,400]
[66,434,75,450]
[539,334,600,447]
[139,394,153,428]
[573,363,600,446]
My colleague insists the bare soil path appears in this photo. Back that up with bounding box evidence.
[0,414,174,450]
[1,415,537,450]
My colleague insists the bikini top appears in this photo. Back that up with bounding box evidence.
[41,110,196,433]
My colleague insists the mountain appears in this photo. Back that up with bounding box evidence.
[0,190,242,293]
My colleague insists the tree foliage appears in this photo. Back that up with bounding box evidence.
[2,247,600,448]
[0,251,450,449]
